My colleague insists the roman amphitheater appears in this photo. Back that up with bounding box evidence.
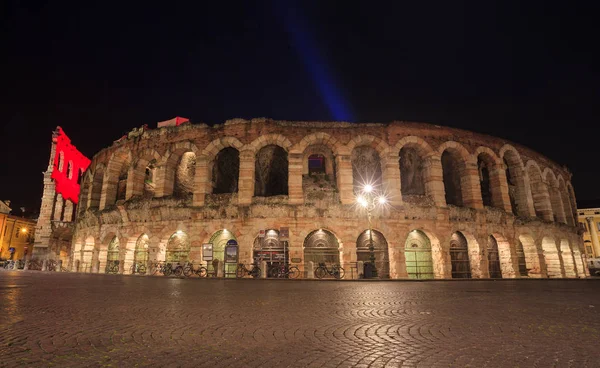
[71,118,586,279]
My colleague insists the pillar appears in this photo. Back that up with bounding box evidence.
[238,149,255,205]
[461,161,484,209]
[53,194,64,221]
[586,217,600,258]
[62,200,74,222]
[193,154,208,206]
[422,155,446,207]
[288,153,303,205]
[381,154,402,206]
[335,155,354,205]
[489,164,513,213]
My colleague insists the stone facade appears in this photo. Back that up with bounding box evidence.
[71,118,586,279]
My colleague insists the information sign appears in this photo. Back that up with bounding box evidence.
[202,243,213,261]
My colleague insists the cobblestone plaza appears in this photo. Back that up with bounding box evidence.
[0,272,599,367]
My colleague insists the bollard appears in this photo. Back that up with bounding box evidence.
[215,259,224,277]
[74,260,80,272]
[261,261,267,278]
[42,259,48,272]
[307,261,314,279]
[56,260,62,272]
[357,261,364,279]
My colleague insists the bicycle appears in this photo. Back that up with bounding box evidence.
[129,261,147,275]
[27,259,42,271]
[314,263,345,279]
[236,263,261,278]
[150,261,163,275]
[182,261,208,278]
[268,264,300,279]
[105,260,119,274]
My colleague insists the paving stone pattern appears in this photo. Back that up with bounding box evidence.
[0,272,599,367]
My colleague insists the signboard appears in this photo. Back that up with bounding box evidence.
[279,227,289,241]
[291,257,302,263]
[8,247,15,253]
[226,239,238,246]
[224,244,238,263]
[202,243,213,261]
[258,229,265,238]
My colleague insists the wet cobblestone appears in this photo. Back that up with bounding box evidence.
[0,272,599,367]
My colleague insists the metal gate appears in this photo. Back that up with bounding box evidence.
[450,232,471,279]
[405,248,434,279]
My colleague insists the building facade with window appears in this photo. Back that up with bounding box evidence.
[0,200,36,261]
[577,205,600,259]
[70,118,587,279]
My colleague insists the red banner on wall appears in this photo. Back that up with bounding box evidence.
[50,127,91,204]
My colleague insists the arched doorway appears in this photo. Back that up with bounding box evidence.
[450,232,471,278]
[515,239,528,276]
[106,236,120,274]
[542,237,561,278]
[208,229,238,277]
[487,235,502,278]
[304,229,340,270]
[560,239,576,278]
[166,231,190,263]
[134,234,149,271]
[404,230,434,279]
[518,234,542,277]
[253,229,288,275]
[356,230,389,278]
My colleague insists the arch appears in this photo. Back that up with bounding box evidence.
[208,229,238,277]
[351,145,383,194]
[477,152,494,208]
[212,147,240,194]
[102,149,132,207]
[500,145,530,217]
[166,231,190,263]
[542,236,562,278]
[393,136,435,158]
[404,230,434,279]
[254,145,288,197]
[304,229,341,268]
[104,235,120,273]
[160,142,199,197]
[560,239,577,278]
[440,144,470,207]
[81,236,95,272]
[487,235,502,278]
[356,229,390,279]
[399,145,427,198]
[249,134,292,154]
[543,168,566,223]
[566,182,578,223]
[134,234,150,264]
[290,132,342,156]
[557,176,575,226]
[450,231,471,278]
[518,234,542,277]
[202,137,244,158]
[526,160,553,221]
[129,149,161,199]
[253,229,289,268]
[88,164,105,209]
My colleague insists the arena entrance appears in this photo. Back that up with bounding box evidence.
[404,230,434,279]
[105,236,120,274]
[133,234,149,274]
[166,231,190,264]
[304,229,340,273]
[253,229,288,277]
[450,232,471,278]
[487,235,502,278]
[356,230,390,279]
[208,229,238,278]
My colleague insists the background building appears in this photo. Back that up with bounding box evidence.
[0,200,36,261]
[577,200,600,259]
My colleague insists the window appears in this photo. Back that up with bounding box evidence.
[308,154,325,174]
[15,227,20,238]
[580,222,588,232]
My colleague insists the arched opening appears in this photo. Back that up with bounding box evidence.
[104,152,132,204]
[542,236,561,278]
[58,151,65,172]
[560,239,576,278]
[544,172,566,224]
[487,235,502,278]
[254,145,288,197]
[174,152,196,199]
[519,234,542,277]
[89,166,105,208]
[478,156,492,207]
[515,239,528,276]
[404,230,433,279]
[134,234,150,265]
[208,229,238,277]
[450,232,471,278]
[441,150,465,207]
[105,236,120,273]
[399,146,426,201]
[77,168,83,185]
[143,159,157,198]
[527,165,552,220]
[253,229,288,273]
[303,145,337,202]
[82,236,95,273]
[166,231,190,263]
[352,146,382,194]
[558,182,575,226]
[303,229,340,270]
[212,147,239,194]
[356,229,389,279]
[502,150,528,216]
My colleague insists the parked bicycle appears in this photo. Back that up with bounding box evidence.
[105,260,119,274]
[182,261,208,278]
[27,259,42,271]
[314,263,345,279]
[268,264,300,279]
[236,263,261,278]
[129,261,147,275]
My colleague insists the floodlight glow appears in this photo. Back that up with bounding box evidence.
[364,184,373,193]
[378,196,387,205]
[357,196,367,207]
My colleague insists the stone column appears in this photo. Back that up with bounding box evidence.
[520,170,537,217]
[193,154,208,206]
[288,153,304,205]
[99,171,116,210]
[381,154,402,206]
[586,217,600,258]
[238,150,255,205]
[335,155,354,205]
[422,155,446,207]
[154,165,173,198]
[461,161,484,209]
[53,194,64,221]
[62,200,74,222]
[126,165,142,200]
[489,164,513,213]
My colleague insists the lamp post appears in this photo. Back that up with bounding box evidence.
[356,184,387,278]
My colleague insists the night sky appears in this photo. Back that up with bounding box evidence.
[2,1,599,216]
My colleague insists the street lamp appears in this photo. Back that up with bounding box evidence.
[356,184,387,278]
